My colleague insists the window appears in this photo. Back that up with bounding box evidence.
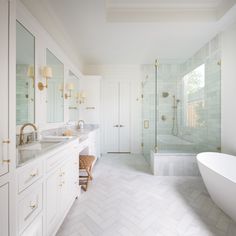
[183,64,205,128]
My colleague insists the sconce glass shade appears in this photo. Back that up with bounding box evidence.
[38,66,53,90]
[66,83,75,91]
[27,65,35,78]
[42,66,53,78]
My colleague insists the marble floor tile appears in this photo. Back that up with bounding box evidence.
[57,154,236,236]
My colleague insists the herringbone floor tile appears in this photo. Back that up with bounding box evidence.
[57,154,236,236]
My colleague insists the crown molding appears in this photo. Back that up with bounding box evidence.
[106,0,236,22]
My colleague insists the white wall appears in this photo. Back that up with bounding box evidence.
[221,22,236,155]
[84,65,142,154]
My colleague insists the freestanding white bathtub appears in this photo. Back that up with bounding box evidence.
[197,152,236,222]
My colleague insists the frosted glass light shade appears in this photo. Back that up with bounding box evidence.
[66,83,75,91]
[42,66,52,78]
[27,65,35,78]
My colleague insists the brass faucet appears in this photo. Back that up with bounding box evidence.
[19,123,37,145]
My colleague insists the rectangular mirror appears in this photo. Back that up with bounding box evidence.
[46,49,64,123]
[67,70,80,121]
[16,21,35,125]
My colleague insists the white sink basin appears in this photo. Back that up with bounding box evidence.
[42,135,73,142]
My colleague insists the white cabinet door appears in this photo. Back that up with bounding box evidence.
[0,0,9,177]
[46,169,61,236]
[0,184,9,236]
[21,215,43,236]
[103,82,119,152]
[60,160,72,215]
[46,153,79,236]
[60,153,79,215]
[119,82,131,152]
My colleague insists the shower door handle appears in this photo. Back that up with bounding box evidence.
[120,125,125,127]
[113,125,119,127]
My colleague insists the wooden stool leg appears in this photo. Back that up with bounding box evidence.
[82,176,89,191]
[86,167,93,180]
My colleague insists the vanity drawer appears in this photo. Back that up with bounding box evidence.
[78,139,89,152]
[21,214,43,236]
[18,161,43,193]
[46,148,71,172]
[18,184,43,233]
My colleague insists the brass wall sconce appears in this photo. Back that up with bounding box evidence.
[65,83,75,99]
[38,66,52,91]
[76,91,86,104]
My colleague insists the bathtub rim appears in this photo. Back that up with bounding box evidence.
[197,152,236,184]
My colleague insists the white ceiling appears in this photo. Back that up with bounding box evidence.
[21,0,236,66]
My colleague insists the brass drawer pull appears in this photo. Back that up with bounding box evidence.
[2,139,10,164]
[24,202,38,221]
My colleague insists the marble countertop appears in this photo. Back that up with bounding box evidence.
[16,125,99,168]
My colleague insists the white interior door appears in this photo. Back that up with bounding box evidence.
[0,184,9,236]
[119,82,130,152]
[103,81,131,153]
[103,82,119,152]
[0,0,9,176]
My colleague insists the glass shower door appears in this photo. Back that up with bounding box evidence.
[141,65,156,160]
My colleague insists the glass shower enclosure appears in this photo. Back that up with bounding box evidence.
[142,36,221,158]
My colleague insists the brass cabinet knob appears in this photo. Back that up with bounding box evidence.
[29,204,37,209]
[30,171,38,177]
